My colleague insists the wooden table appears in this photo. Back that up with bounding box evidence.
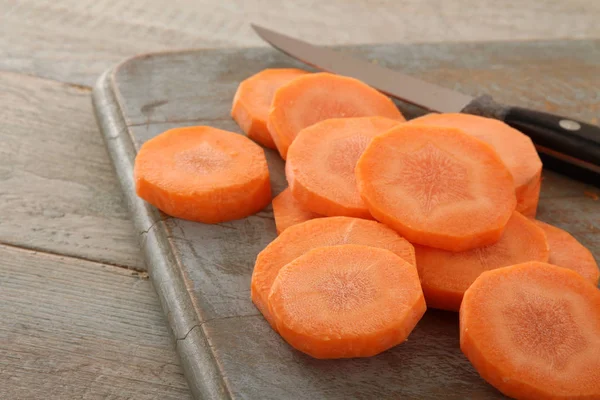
[1,1,599,398]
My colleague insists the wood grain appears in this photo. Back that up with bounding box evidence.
[0,243,191,400]
[96,43,598,399]
[1,0,600,86]
[0,71,144,268]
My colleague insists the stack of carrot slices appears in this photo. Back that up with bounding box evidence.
[133,67,599,398]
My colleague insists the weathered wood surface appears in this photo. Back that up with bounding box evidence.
[94,42,599,399]
[0,243,191,400]
[0,71,144,269]
[2,0,600,86]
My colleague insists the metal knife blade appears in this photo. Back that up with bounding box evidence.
[251,24,473,113]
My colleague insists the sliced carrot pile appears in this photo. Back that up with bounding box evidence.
[534,220,599,285]
[356,124,516,251]
[134,126,271,223]
[415,211,549,311]
[407,113,542,217]
[272,188,321,234]
[251,217,416,328]
[231,68,308,149]
[268,72,405,159]
[268,244,426,359]
[460,262,600,400]
[286,117,401,218]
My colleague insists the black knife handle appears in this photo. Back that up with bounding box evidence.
[462,95,600,175]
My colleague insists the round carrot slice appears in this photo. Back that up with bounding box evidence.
[231,68,308,149]
[356,124,516,251]
[268,244,426,359]
[415,211,549,311]
[272,188,321,235]
[286,117,401,218]
[267,72,405,159]
[407,113,542,217]
[251,217,416,328]
[534,220,599,285]
[460,262,600,400]
[134,126,271,223]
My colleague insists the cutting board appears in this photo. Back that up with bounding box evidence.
[92,41,600,400]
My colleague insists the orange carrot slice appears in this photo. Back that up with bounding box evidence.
[272,188,321,234]
[268,244,426,359]
[134,126,271,223]
[286,117,401,218]
[251,217,416,328]
[415,211,549,311]
[407,113,542,217]
[356,124,516,251]
[231,68,308,149]
[460,262,600,400]
[534,220,599,285]
[267,72,405,159]
[518,173,542,217]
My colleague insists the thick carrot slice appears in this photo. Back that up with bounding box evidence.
[267,72,405,159]
[408,113,542,216]
[251,217,416,328]
[460,262,600,400]
[415,211,549,311]
[356,125,516,251]
[231,68,308,149]
[272,188,321,234]
[134,126,271,223]
[286,117,401,218]
[518,173,542,217]
[534,220,599,285]
[268,244,426,359]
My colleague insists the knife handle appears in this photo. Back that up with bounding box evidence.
[463,95,600,175]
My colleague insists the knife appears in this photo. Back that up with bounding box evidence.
[251,24,600,177]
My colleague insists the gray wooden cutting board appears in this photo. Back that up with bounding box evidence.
[92,41,600,400]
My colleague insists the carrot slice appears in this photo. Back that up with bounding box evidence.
[534,220,599,285]
[231,68,308,149]
[134,126,271,223]
[251,217,416,328]
[286,117,401,218]
[460,262,600,400]
[268,244,426,359]
[356,124,516,251]
[407,113,542,216]
[415,211,549,311]
[272,188,321,235]
[518,173,542,217]
[267,72,405,159]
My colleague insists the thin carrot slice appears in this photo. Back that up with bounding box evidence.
[134,126,271,223]
[460,262,600,400]
[231,68,308,149]
[534,220,599,285]
[251,217,416,328]
[415,211,549,311]
[268,244,426,359]
[267,72,405,159]
[272,188,321,235]
[286,117,401,218]
[356,125,516,251]
[407,113,542,216]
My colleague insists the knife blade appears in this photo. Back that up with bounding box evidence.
[251,24,600,177]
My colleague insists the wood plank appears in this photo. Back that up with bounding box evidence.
[1,0,600,86]
[0,71,144,268]
[0,244,191,400]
